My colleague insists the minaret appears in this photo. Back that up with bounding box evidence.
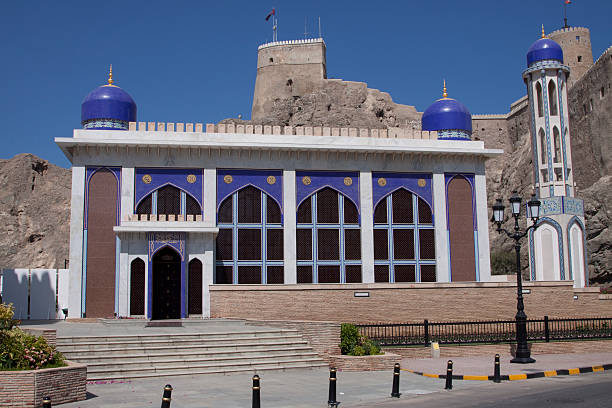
[523,26,587,288]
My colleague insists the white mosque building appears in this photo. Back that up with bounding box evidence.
[55,30,586,320]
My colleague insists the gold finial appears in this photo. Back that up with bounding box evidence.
[442,79,448,98]
[541,24,546,39]
[107,64,114,86]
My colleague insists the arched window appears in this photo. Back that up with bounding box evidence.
[548,80,558,116]
[130,258,145,316]
[536,82,544,117]
[552,126,561,163]
[296,187,361,283]
[136,185,202,217]
[539,128,547,165]
[188,258,202,315]
[215,186,283,284]
[373,189,435,283]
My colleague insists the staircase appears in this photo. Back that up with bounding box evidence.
[57,326,328,380]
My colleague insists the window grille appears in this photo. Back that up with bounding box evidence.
[157,185,181,216]
[215,185,283,284]
[136,195,152,215]
[395,265,416,282]
[188,259,203,314]
[296,187,361,283]
[374,265,389,283]
[186,194,201,216]
[345,265,362,283]
[130,258,145,315]
[267,266,284,284]
[373,187,436,282]
[297,266,313,283]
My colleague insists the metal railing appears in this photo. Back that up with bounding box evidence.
[357,317,612,346]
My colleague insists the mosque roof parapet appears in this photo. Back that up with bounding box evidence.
[128,121,440,140]
[258,37,325,50]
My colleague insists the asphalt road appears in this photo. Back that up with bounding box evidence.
[349,371,612,408]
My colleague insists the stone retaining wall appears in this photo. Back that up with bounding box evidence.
[329,353,401,371]
[210,281,611,323]
[245,319,340,361]
[22,328,57,347]
[0,360,87,408]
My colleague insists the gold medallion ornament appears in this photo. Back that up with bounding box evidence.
[223,175,233,184]
[267,175,276,185]
[344,177,353,186]
[142,174,152,184]
[418,178,427,187]
[377,178,387,187]
[302,176,311,186]
[186,174,196,184]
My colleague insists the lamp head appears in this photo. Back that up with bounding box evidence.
[527,193,541,223]
[493,198,505,227]
[509,191,522,216]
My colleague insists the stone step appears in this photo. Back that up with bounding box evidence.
[57,329,298,344]
[64,345,315,363]
[60,339,309,355]
[81,351,321,370]
[86,358,329,380]
[87,361,329,381]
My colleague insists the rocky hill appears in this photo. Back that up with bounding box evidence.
[0,154,70,269]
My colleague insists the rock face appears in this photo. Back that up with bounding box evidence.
[581,176,612,285]
[0,154,71,269]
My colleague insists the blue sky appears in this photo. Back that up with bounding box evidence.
[2,1,611,168]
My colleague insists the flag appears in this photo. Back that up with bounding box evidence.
[265,8,275,21]
[565,0,571,4]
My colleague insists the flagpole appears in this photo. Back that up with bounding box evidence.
[564,2,568,28]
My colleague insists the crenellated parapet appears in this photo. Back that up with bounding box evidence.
[127,122,439,140]
[258,37,325,51]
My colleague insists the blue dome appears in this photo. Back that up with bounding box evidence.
[422,97,472,133]
[81,84,137,130]
[527,38,563,66]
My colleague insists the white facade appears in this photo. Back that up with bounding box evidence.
[56,126,501,318]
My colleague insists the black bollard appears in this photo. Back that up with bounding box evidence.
[252,375,261,408]
[42,396,51,408]
[493,354,501,383]
[328,367,340,407]
[445,360,453,390]
[391,362,401,398]
[161,384,172,408]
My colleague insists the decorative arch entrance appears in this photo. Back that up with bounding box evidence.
[152,247,181,319]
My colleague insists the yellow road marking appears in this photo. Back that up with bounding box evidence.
[508,374,527,381]
[592,366,604,372]
[544,371,557,377]
[569,368,580,375]
[463,375,489,381]
[423,373,439,378]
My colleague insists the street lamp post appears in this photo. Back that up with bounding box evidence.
[492,191,541,364]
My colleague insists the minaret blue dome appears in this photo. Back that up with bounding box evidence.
[81,67,137,130]
[422,83,472,140]
[526,33,563,67]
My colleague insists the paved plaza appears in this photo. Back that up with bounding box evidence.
[61,367,483,408]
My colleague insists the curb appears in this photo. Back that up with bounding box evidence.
[403,363,612,381]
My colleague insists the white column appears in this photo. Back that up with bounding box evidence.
[117,236,129,317]
[68,166,85,318]
[203,168,216,225]
[120,167,134,219]
[283,170,297,284]
[432,172,450,282]
[360,171,374,283]
[202,236,214,318]
[474,169,492,282]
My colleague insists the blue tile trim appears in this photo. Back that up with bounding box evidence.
[541,72,554,193]
[527,77,540,186]
[135,168,203,211]
[557,71,570,195]
[372,172,433,220]
[217,169,283,218]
